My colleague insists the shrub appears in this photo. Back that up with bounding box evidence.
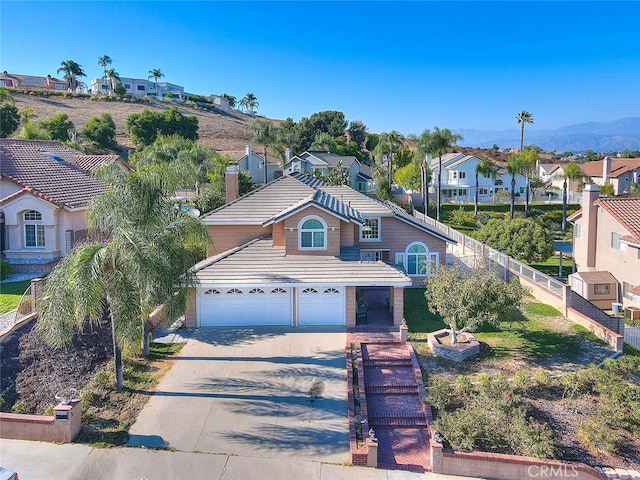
[39,113,74,141]
[577,419,620,454]
[0,260,13,280]
[428,377,456,411]
[11,399,28,414]
[82,113,117,149]
[0,104,19,137]
[513,370,533,394]
[475,218,554,262]
[532,368,552,394]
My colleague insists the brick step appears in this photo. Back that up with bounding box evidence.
[369,417,428,427]
[366,385,419,394]
[377,463,427,473]
[363,358,412,367]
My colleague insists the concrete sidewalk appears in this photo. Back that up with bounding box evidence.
[1,439,477,480]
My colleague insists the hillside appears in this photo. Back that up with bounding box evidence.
[12,92,257,153]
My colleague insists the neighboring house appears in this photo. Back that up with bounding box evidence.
[537,162,561,185]
[0,139,125,274]
[568,184,640,309]
[283,151,375,193]
[580,156,640,196]
[90,77,184,99]
[429,153,527,202]
[226,145,283,184]
[185,171,456,328]
[208,94,230,111]
[0,71,67,91]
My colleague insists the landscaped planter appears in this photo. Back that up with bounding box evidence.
[427,329,480,361]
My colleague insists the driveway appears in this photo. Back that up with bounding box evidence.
[128,326,350,464]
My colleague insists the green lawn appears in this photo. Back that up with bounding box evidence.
[528,254,574,276]
[404,289,585,362]
[0,280,32,314]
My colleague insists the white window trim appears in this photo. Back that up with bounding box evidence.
[298,215,327,250]
[360,216,381,242]
[24,210,45,248]
[399,241,439,277]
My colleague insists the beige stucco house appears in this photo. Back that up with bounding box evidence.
[0,139,125,275]
[568,184,640,310]
[581,156,640,196]
[186,170,456,328]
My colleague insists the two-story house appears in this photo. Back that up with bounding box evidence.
[0,139,126,274]
[90,77,184,99]
[581,157,640,196]
[429,153,527,202]
[227,145,282,184]
[568,184,640,309]
[0,71,67,91]
[283,151,375,193]
[185,170,455,328]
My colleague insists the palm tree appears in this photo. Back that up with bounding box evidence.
[516,110,534,152]
[520,146,539,217]
[148,68,165,99]
[105,68,121,95]
[413,129,433,216]
[376,130,405,187]
[38,166,208,387]
[506,153,526,219]
[557,161,584,231]
[57,60,86,92]
[240,92,259,114]
[474,157,497,216]
[249,119,278,184]
[430,126,463,221]
[310,132,337,152]
[19,107,37,125]
[98,55,112,89]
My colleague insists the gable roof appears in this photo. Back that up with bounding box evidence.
[0,139,107,209]
[70,154,131,173]
[302,151,359,168]
[202,172,457,244]
[594,197,640,242]
[581,158,640,179]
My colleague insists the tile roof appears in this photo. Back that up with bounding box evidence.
[573,271,618,284]
[581,158,640,178]
[192,237,412,287]
[0,139,107,209]
[71,154,128,172]
[303,151,359,168]
[594,197,640,241]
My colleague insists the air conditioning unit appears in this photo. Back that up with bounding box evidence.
[625,306,640,321]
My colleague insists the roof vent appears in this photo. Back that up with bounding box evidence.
[40,151,65,162]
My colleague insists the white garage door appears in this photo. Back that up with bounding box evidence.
[199,287,291,326]
[298,287,344,326]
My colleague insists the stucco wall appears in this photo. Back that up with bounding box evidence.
[207,224,269,255]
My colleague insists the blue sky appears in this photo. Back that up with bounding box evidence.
[1,1,639,136]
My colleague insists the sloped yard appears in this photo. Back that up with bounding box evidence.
[404,288,640,471]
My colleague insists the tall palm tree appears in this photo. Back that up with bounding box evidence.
[557,161,584,231]
[57,60,86,92]
[474,157,497,216]
[105,68,120,95]
[240,92,259,113]
[98,55,112,89]
[249,119,278,184]
[506,153,527,219]
[413,129,433,216]
[222,93,236,109]
[516,110,534,152]
[38,166,208,388]
[148,68,165,99]
[376,130,405,187]
[520,146,539,217]
[430,126,463,221]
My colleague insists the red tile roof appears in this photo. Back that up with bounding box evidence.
[581,158,640,178]
[71,154,129,172]
[0,139,107,209]
[594,197,640,241]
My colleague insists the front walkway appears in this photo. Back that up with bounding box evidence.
[348,328,432,472]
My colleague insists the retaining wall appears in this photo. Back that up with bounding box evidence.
[0,400,81,443]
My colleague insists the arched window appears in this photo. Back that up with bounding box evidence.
[24,210,45,247]
[298,216,326,250]
[396,242,439,277]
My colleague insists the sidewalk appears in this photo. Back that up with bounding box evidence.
[1,439,479,480]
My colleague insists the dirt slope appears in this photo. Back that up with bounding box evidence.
[12,92,257,152]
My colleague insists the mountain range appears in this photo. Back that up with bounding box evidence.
[455,117,640,153]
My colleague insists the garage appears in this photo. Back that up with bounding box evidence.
[198,287,291,326]
[297,287,344,326]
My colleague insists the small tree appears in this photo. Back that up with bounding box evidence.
[83,113,117,149]
[0,104,19,137]
[425,265,525,343]
[475,218,554,263]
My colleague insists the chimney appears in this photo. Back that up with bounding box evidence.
[602,156,611,180]
[285,148,291,162]
[225,165,239,203]
[582,184,600,268]
[246,145,252,157]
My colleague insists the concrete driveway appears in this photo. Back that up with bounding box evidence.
[128,326,350,464]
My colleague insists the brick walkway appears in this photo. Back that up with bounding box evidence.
[348,329,432,473]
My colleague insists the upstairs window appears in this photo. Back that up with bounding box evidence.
[611,232,622,250]
[24,210,45,247]
[360,218,380,241]
[299,216,326,250]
